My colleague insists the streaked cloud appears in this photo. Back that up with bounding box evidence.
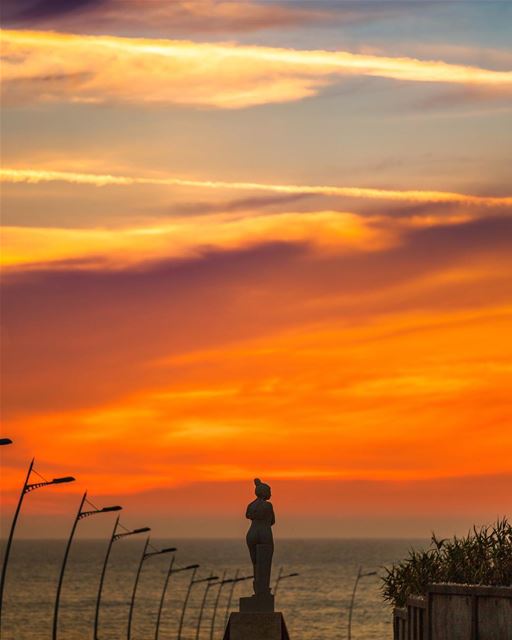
[2,30,511,109]
[3,215,511,417]
[2,211,511,522]
[3,168,511,207]
[0,210,387,269]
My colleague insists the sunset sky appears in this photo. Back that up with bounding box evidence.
[1,0,511,539]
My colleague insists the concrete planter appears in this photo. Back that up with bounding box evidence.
[392,584,512,640]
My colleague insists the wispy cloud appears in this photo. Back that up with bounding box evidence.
[2,30,511,109]
[3,168,511,207]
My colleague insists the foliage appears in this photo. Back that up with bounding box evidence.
[381,518,512,607]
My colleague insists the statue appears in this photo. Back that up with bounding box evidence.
[246,478,275,599]
[224,477,290,637]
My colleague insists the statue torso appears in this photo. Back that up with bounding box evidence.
[246,498,275,526]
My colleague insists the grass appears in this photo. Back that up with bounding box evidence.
[381,517,512,607]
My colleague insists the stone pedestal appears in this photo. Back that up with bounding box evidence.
[223,612,290,640]
[240,593,274,613]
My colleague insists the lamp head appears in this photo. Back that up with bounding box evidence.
[161,547,177,553]
[133,527,151,534]
[52,476,76,484]
[101,505,123,513]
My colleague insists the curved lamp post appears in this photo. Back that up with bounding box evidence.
[195,572,220,640]
[347,567,377,640]
[53,492,121,640]
[222,572,253,629]
[207,570,226,640]
[127,539,176,640]
[210,573,253,640]
[0,458,75,626]
[0,438,13,446]
[94,517,150,640]
[273,569,299,597]
[177,571,218,640]
[155,562,199,640]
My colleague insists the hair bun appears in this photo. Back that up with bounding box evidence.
[254,478,261,485]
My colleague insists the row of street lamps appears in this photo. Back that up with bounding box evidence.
[0,439,299,640]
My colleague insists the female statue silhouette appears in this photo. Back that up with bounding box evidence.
[246,478,275,597]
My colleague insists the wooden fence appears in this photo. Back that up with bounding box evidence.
[393,584,512,640]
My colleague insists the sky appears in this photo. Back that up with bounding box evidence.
[0,0,511,539]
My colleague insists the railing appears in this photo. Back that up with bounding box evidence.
[393,607,407,640]
[393,584,512,640]
[407,596,426,640]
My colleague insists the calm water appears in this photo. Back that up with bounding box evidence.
[1,538,425,640]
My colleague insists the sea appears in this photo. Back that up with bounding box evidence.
[1,538,426,640]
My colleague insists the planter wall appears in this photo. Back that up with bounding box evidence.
[392,584,512,640]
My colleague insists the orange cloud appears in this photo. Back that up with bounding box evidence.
[0,210,388,268]
[3,304,511,500]
[2,29,511,108]
[2,207,511,527]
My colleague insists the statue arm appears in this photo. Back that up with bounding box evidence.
[246,500,255,520]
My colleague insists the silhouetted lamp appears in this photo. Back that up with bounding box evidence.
[273,569,299,596]
[53,493,122,640]
[347,567,378,640]
[155,562,200,640]
[177,573,218,640]
[0,458,75,625]
[127,540,177,640]
[94,517,151,640]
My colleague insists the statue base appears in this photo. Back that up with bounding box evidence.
[223,612,290,640]
[239,593,274,613]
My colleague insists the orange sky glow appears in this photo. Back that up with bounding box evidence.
[1,1,511,538]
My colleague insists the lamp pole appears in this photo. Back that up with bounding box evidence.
[127,540,176,640]
[177,572,218,640]
[273,569,299,597]
[195,573,220,640]
[94,518,150,640]
[347,567,377,640]
[208,570,226,640]
[155,563,199,640]
[222,572,253,629]
[53,492,122,640]
[0,458,75,627]
[210,573,252,640]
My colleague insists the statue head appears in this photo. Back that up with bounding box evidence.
[254,478,271,500]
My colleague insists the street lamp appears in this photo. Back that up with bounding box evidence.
[53,492,122,640]
[208,570,226,640]
[195,572,220,640]
[0,458,75,627]
[94,517,150,640]
[0,438,13,446]
[222,572,253,629]
[273,568,299,597]
[347,567,377,640]
[177,570,218,640]
[155,562,199,640]
[210,573,253,640]
[127,539,176,640]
